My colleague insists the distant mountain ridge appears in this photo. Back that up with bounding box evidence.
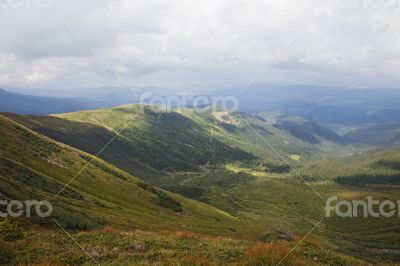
[2,85,400,127]
[220,85,400,127]
[0,88,138,115]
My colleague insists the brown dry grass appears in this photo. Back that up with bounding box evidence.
[246,241,307,266]
[18,261,63,266]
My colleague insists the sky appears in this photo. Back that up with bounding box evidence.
[1,0,400,92]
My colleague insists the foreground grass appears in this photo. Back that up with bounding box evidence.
[1,223,373,266]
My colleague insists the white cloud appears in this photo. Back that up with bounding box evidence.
[0,0,400,89]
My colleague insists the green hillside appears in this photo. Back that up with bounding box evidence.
[3,106,351,182]
[344,123,400,148]
[297,149,400,185]
[1,108,328,236]
[3,107,255,180]
[0,112,377,265]
[2,224,373,266]
[224,111,349,162]
[294,148,400,261]
[0,114,240,234]
[266,113,343,144]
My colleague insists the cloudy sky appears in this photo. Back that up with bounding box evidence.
[1,0,400,92]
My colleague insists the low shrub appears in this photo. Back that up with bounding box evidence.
[245,242,307,266]
[0,219,24,241]
[180,255,215,266]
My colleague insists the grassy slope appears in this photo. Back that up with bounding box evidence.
[0,112,375,265]
[1,224,372,266]
[1,108,328,237]
[144,110,400,262]
[210,111,350,162]
[3,107,400,263]
[0,114,241,235]
[297,149,400,261]
[298,149,400,184]
[3,106,352,178]
[0,107,340,228]
[344,123,400,148]
[3,106,255,180]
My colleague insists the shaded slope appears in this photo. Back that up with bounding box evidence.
[273,120,342,144]
[344,123,400,148]
[3,106,255,179]
[210,111,348,162]
[297,148,400,186]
